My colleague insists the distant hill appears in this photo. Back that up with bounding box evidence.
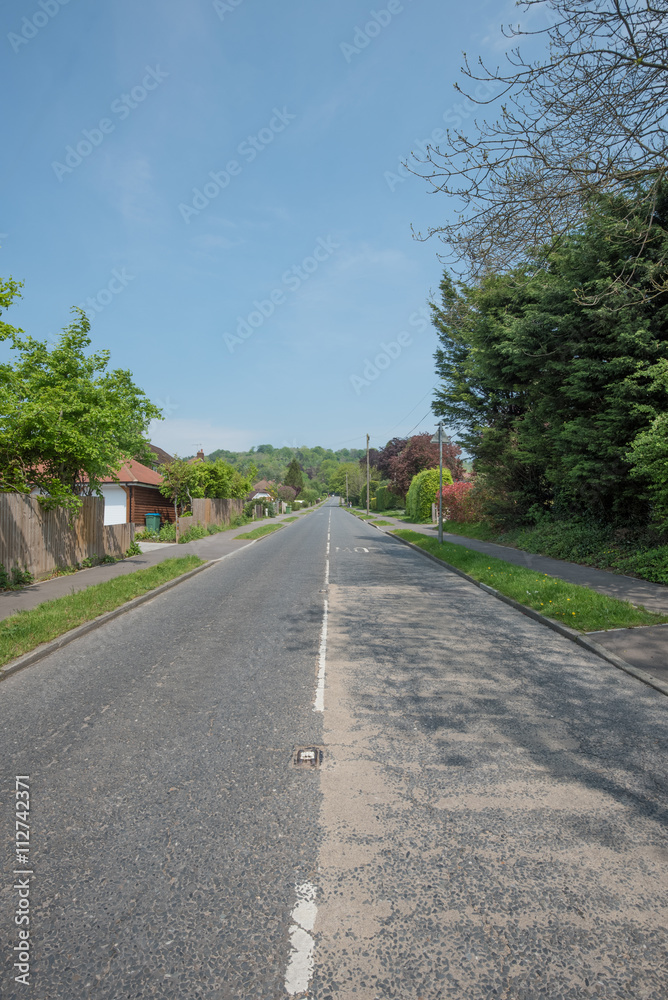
[207,444,365,487]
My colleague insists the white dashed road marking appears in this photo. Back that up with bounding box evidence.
[284,881,318,993]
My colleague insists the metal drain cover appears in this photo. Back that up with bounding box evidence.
[293,746,323,768]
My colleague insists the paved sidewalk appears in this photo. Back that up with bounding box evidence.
[0,512,300,623]
[361,511,668,684]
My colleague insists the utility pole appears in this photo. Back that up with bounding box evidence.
[432,422,444,544]
[438,423,444,545]
[366,433,370,516]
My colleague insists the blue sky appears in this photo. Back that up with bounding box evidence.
[1,0,537,456]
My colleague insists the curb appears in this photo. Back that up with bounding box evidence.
[347,511,668,699]
[0,546,253,684]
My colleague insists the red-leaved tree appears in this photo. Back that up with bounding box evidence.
[277,484,297,502]
[389,434,465,495]
[440,482,475,522]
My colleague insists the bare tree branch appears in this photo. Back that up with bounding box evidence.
[411,0,668,296]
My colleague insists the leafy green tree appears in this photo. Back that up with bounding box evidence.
[284,458,304,495]
[432,185,668,524]
[158,457,198,517]
[328,461,366,501]
[191,459,255,500]
[627,405,668,528]
[0,280,160,499]
[159,458,256,516]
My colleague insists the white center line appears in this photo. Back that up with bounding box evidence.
[315,511,331,712]
[314,598,328,713]
[284,881,318,995]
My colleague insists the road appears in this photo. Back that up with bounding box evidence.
[1,500,667,999]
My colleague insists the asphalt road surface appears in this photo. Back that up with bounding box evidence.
[1,500,667,999]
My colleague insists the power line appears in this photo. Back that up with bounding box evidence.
[386,386,437,436]
[404,409,434,438]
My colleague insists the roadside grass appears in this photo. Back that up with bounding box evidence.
[392,530,668,633]
[435,518,668,584]
[434,521,500,542]
[371,520,393,526]
[282,516,299,522]
[0,556,205,669]
[235,523,285,540]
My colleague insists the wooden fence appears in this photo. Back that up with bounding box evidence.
[175,497,245,539]
[0,494,132,579]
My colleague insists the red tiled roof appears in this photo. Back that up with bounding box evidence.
[100,460,163,486]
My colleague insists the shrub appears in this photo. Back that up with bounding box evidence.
[406,468,453,521]
[440,481,475,522]
[159,522,176,542]
[134,528,157,541]
[375,485,399,511]
[0,564,34,590]
[178,523,207,543]
[126,540,142,557]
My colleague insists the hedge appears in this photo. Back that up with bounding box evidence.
[375,485,400,511]
[406,467,453,521]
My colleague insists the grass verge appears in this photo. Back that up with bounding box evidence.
[433,521,500,542]
[371,520,393,526]
[0,556,205,668]
[235,523,284,540]
[282,516,299,523]
[392,530,668,633]
[435,518,668,584]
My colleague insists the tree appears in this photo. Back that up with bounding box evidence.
[158,457,197,518]
[627,410,668,527]
[191,459,255,500]
[0,280,160,499]
[328,461,366,501]
[375,438,407,479]
[431,184,668,523]
[158,458,256,517]
[389,434,465,496]
[277,484,297,502]
[284,458,304,495]
[414,0,668,298]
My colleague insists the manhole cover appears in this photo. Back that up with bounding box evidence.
[293,746,323,768]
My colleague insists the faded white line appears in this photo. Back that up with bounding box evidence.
[285,881,317,995]
[315,512,331,710]
[314,598,328,712]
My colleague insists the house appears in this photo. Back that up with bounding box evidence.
[99,460,176,526]
[144,444,174,472]
[246,479,276,502]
